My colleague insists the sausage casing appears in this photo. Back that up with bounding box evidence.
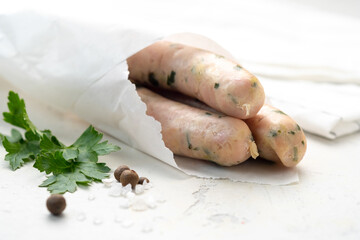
[136,87,258,166]
[128,41,265,119]
[245,104,307,167]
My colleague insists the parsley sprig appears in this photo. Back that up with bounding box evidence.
[1,91,120,194]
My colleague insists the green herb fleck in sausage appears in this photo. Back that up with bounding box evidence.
[191,65,197,74]
[167,71,176,86]
[273,110,287,115]
[186,133,192,150]
[227,94,238,105]
[234,64,242,71]
[169,43,179,48]
[148,72,159,86]
[293,147,298,161]
[203,148,213,160]
[214,83,220,89]
[269,130,278,137]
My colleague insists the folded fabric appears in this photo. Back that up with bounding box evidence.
[262,78,360,139]
[208,1,360,86]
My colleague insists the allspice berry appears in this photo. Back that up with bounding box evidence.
[46,194,66,216]
[114,165,130,182]
[120,169,139,188]
[138,177,150,185]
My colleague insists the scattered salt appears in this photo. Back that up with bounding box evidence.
[131,199,148,211]
[156,195,166,204]
[88,193,96,201]
[102,178,113,188]
[114,215,122,223]
[135,184,144,194]
[126,191,135,200]
[121,184,132,196]
[109,184,123,197]
[145,196,157,209]
[121,219,134,228]
[144,182,153,190]
[119,198,131,209]
[141,222,153,233]
[76,212,86,222]
[93,217,103,225]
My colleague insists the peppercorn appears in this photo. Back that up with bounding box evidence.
[46,194,66,216]
[138,177,150,185]
[120,169,139,188]
[114,165,130,182]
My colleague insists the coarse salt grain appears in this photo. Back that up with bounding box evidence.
[88,193,96,201]
[121,219,134,228]
[131,199,148,211]
[114,215,122,223]
[126,191,135,200]
[121,184,132,196]
[145,196,157,209]
[102,178,113,187]
[76,212,86,222]
[119,198,131,209]
[156,194,166,203]
[109,184,123,197]
[93,217,103,225]
[144,182,153,190]
[135,184,144,194]
[141,222,153,233]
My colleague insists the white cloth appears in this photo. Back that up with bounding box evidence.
[1,0,360,139]
[262,78,360,139]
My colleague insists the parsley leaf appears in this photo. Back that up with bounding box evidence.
[37,161,110,194]
[2,129,40,170]
[1,91,120,194]
[3,91,38,134]
[70,126,120,162]
[39,172,91,194]
[0,133,4,143]
[34,151,73,175]
[71,126,103,162]
[34,126,119,193]
[78,162,111,180]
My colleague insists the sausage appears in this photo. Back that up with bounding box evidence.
[244,104,307,167]
[150,89,306,167]
[127,40,265,119]
[136,87,259,166]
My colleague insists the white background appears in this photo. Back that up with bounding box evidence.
[1,0,360,239]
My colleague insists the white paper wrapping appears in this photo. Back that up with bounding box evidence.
[0,11,298,185]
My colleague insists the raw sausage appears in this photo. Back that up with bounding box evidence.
[245,104,307,167]
[151,89,306,167]
[128,41,265,119]
[136,87,259,166]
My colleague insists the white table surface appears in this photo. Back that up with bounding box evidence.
[1,1,360,239]
[0,73,360,240]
